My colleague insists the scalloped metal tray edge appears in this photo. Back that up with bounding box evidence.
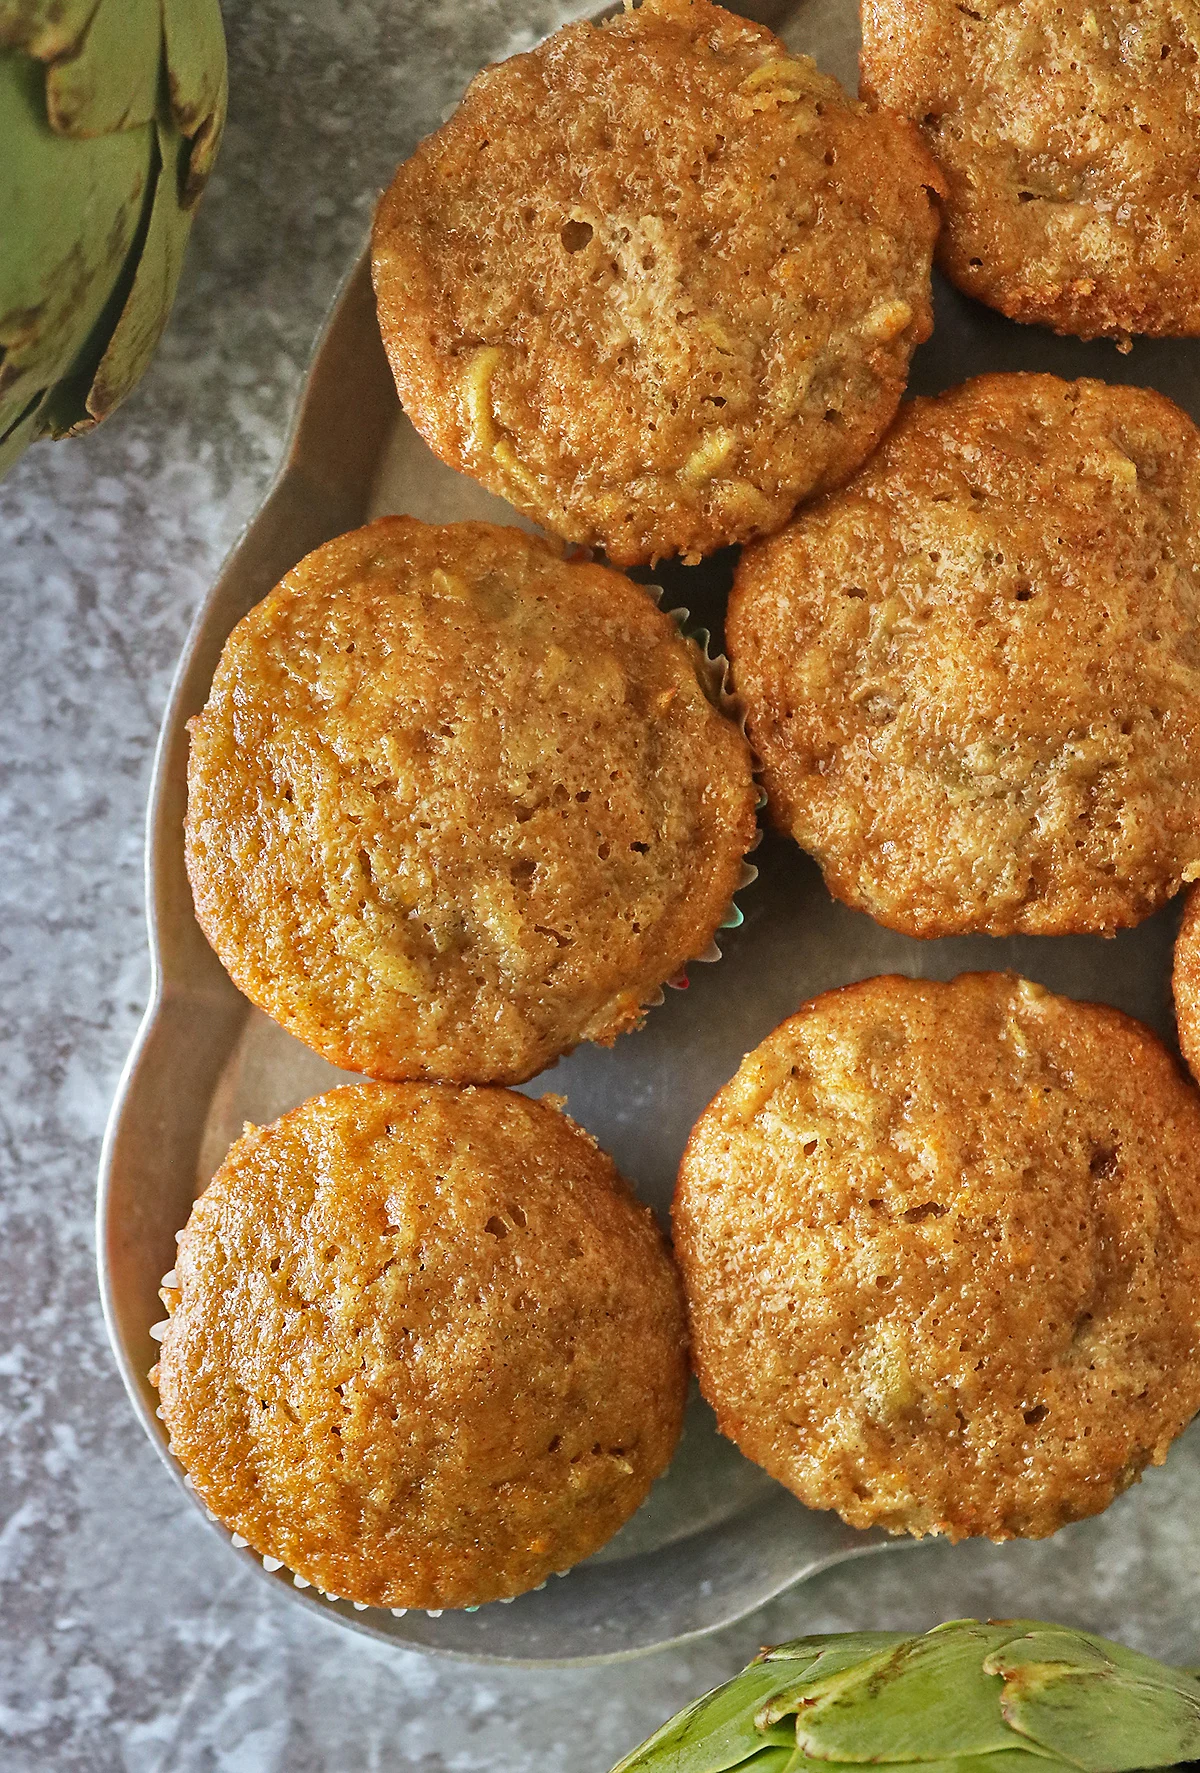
[96,0,1200,1668]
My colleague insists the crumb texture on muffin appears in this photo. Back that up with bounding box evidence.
[153,1083,688,1609]
[674,972,1200,1544]
[861,0,1200,338]
[185,515,756,1083]
[728,373,1200,937]
[372,0,944,564]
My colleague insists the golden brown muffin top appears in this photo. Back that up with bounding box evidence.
[674,972,1200,1544]
[728,373,1200,938]
[372,0,944,566]
[153,1083,688,1610]
[185,516,756,1084]
[861,0,1200,339]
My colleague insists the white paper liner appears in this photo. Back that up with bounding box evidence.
[627,590,763,1007]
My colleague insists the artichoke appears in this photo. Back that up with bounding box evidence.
[612,1620,1200,1773]
[0,0,227,480]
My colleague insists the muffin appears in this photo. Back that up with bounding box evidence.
[727,373,1200,938]
[371,0,945,566]
[152,1082,688,1610]
[861,0,1200,340]
[1172,884,1200,1084]
[185,515,757,1083]
[674,972,1200,1543]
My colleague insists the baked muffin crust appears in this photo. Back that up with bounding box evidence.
[154,1083,688,1609]
[186,515,757,1083]
[674,972,1200,1543]
[861,0,1200,339]
[372,0,944,565]
[728,373,1200,937]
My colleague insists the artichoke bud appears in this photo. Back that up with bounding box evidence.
[0,0,227,479]
[611,1620,1200,1773]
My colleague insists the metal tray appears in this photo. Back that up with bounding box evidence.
[98,0,1200,1667]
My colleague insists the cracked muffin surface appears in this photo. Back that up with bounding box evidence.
[153,1083,688,1609]
[674,972,1200,1544]
[861,0,1200,339]
[728,373,1200,938]
[185,515,756,1084]
[372,0,944,565]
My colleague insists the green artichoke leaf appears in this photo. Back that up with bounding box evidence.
[741,1751,798,1773]
[162,0,225,137]
[985,1629,1200,1773]
[0,0,224,474]
[45,0,160,137]
[790,1621,1032,1762]
[784,1755,1070,1773]
[606,1626,1200,1773]
[60,111,191,429]
[761,1634,914,1669]
[0,0,97,58]
[757,1640,919,1730]
[992,1627,1200,1697]
[0,383,49,474]
[609,1659,811,1773]
[163,0,227,202]
[0,48,150,415]
[178,53,225,202]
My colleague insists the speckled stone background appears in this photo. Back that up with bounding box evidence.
[4,2,1200,1768]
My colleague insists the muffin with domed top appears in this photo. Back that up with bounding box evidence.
[153,1082,689,1610]
[185,514,757,1084]
[675,971,1200,1544]
[372,0,945,565]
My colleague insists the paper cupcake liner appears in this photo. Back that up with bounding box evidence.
[631,589,763,1005]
